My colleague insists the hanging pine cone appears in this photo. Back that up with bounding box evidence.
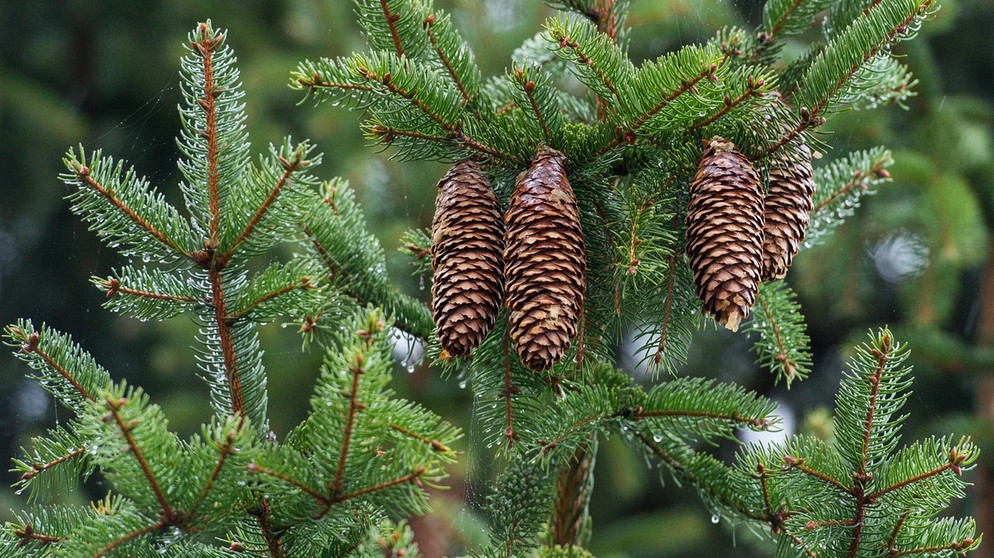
[761,133,815,282]
[686,137,764,332]
[431,160,504,357]
[505,147,585,371]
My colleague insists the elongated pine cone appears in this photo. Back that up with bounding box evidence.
[505,147,585,371]
[761,138,815,281]
[686,137,764,332]
[431,160,504,357]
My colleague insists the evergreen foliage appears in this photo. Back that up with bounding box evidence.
[2,1,983,557]
[3,21,457,556]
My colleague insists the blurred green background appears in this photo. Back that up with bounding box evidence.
[1,1,992,556]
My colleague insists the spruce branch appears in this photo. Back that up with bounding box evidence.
[749,281,813,385]
[101,394,176,522]
[545,16,633,110]
[794,0,935,121]
[726,330,979,557]
[61,150,195,264]
[623,40,733,138]
[4,322,108,406]
[760,0,835,46]
[422,10,482,113]
[549,444,594,547]
[805,147,893,247]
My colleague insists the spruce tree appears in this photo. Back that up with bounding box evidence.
[2,2,983,557]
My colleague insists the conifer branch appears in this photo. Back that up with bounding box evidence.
[333,352,367,498]
[653,257,679,365]
[764,0,803,44]
[249,463,328,503]
[550,445,592,546]
[551,29,623,106]
[845,335,893,557]
[632,430,762,521]
[18,447,87,483]
[95,522,166,558]
[296,73,375,95]
[100,277,199,304]
[786,457,851,492]
[103,396,176,522]
[539,415,603,457]
[223,148,307,259]
[70,165,191,259]
[690,76,765,131]
[792,0,935,136]
[502,333,519,449]
[753,285,809,384]
[515,68,554,144]
[357,65,451,129]
[811,164,889,216]
[193,24,225,250]
[333,467,427,504]
[226,277,314,322]
[13,523,65,546]
[629,56,726,133]
[869,457,964,502]
[13,327,96,403]
[189,431,240,517]
[252,498,284,557]
[634,407,770,430]
[377,0,406,56]
[209,268,245,417]
[389,424,453,454]
[423,14,477,113]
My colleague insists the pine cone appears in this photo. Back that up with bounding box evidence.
[431,160,504,357]
[686,137,764,332]
[505,147,585,371]
[761,137,815,281]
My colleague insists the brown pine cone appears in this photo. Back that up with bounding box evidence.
[761,135,815,281]
[505,147,585,371]
[431,160,504,357]
[686,137,764,332]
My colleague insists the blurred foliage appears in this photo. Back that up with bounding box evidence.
[1,1,991,556]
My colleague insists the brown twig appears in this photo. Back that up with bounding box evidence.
[104,396,175,522]
[690,77,765,131]
[390,423,454,454]
[100,278,198,304]
[18,447,87,482]
[223,149,306,259]
[71,168,190,259]
[189,430,240,517]
[93,522,166,558]
[226,277,314,322]
[333,353,367,498]
[378,0,405,56]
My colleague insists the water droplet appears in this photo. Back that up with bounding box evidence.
[711,514,720,524]
[406,364,415,374]
[653,434,663,442]
[458,380,467,389]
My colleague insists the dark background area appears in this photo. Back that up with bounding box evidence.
[1,1,992,556]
